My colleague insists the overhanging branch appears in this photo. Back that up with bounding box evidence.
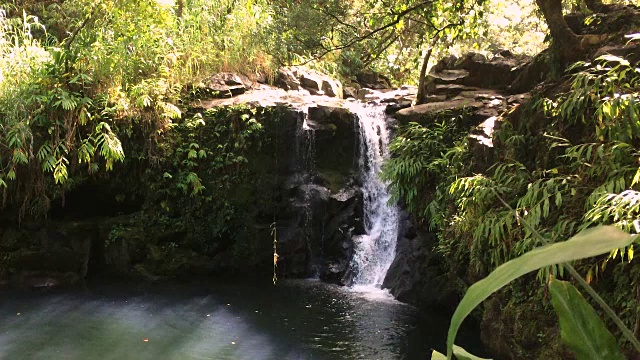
[293,0,437,65]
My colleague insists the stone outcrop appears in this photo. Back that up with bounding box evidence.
[354,70,393,89]
[0,64,367,288]
[382,50,533,308]
[425,51,529,93]
[276,66,343,98]
[382,212,459,309]
[195,72,253,98]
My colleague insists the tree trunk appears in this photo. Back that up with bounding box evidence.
[536,0,583,62]
[415,34,440,105]
[176,0,184,19]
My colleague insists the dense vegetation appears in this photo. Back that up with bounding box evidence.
[383,28,640,360]
[0,0,545,219]
[3,0,640,358]
[0,0,284,219]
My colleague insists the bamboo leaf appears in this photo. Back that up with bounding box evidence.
[549,279,624,360]
[446,226,633,359]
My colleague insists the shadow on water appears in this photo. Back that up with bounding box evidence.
[0,277,488,360]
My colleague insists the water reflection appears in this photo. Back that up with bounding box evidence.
[0,279,486,359]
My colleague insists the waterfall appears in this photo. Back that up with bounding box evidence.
[294,108,317,275]
[295,109,316,177]
[347,103,399,289]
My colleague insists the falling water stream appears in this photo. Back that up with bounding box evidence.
[0,102,491,359]
[346,103,399,292]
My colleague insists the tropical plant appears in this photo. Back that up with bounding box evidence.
[379,39,640,356]
[431,224,639,359]
[381,110,473,221]
[0,0,283,219]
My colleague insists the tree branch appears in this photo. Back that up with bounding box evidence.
[63,12,93,73]
[293,0,436,66]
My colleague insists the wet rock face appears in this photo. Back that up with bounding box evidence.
[274,107,364,282]
[0,222,92,288]
[382,212,458,309]
[277,183,364,283]
[307,104,358,190]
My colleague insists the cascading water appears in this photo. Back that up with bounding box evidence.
[347,103,399,290]
[294,108,317,274]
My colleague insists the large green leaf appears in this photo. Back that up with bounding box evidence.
[549,279,625,360]
[431,346,492,360]
[446,226,634,359]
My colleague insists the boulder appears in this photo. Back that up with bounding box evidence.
[460,56,520,90]
[322,79,343,98]
[276,67,301,91]
[509,49,552,93]
[204,72,250,98]
[355,70,392,89]
[431,54,458,73]
[308,104,352,124]
[426,51,529,96]
[356,88,376,101]
[299,72,323,95]
[275,66,343,98]
[394,99,483,125]
[593,43,640,65]
[426,69,469,85]
[382,219,458,309]
[385,101,412,115]
[453,52,488,69]
[434,84,479,97]
[565,6,640,35]
[343,86,359,99]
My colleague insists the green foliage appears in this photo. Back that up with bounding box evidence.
[153,106,265,202]
[381,111,473,220]
[268,0,491,83]
[0,10,126,217]
[442,226,632,359]
[549,279,625,360]
[422,51,640,276]
[381,47,640,355]
[0,0,549,220]
[432,226,637,360]
[0,0,283,218]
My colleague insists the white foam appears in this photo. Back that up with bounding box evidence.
[346,103,399,290]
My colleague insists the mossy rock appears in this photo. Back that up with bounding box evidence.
[316,170,353,194]
[394,99,482,125]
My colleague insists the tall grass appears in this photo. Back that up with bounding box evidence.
[0,0,279,217]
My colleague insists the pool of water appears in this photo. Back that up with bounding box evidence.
[0,278,487,359]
